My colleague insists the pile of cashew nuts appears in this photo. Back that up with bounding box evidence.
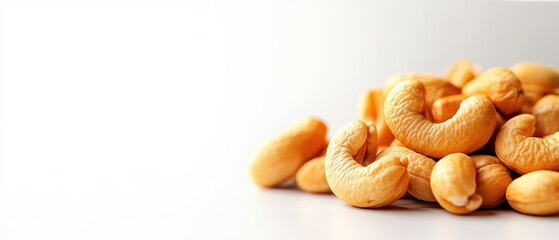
[250,61,559,216]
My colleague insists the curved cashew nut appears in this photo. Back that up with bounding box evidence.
[383,74,460,120]
[511,62,559,95]
[295,156,330,193]
[506,170,559,215]
[359,89,394,146]
[384,80,497,158]
[376,146,436,202]
[445,60,480,89]
[471,155,512,208]
[532,95,559,137]
[250,117,327,187]
[431,153,482,214]
[325,120,409,208]
[495,114,559,174]
[462,68,525,116]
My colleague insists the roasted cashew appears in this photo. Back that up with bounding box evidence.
[462,68,525,116]
[532,95,559,137]
[295,156,330,193]
[511,62,559,96]
[325,120,409,208]
[250,117,327,187]
[471,155,512,208]
[376,146,436,202]
[359,89,394,146]
[445,60,480,89]
[383,74,460,120]
[506,170,559,215]
[384,80,497,158]
[495,114,559,174]
[431,153,482,214]
[390,138,404,147]
[431,94,465,123]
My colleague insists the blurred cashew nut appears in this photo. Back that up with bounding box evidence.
[295,156,331,193]
[359,89,394,146]
[532,95,559,137]
[445,60,480,89]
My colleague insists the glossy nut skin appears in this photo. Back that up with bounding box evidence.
[495,114,559,174]
[431,153,482,214]
[511,62,559,95]
[250,117,327,187]
[445,60,480,89]
[462,68,525,117]
[359,89,394,146]
[384,80,497,158]
[532,95,559,137]
[383,74,460,121]
[471,155,512,208]
[376,146,436,202]
[506,170,559,215]
[325,120,409,208]
[295,156,330,193]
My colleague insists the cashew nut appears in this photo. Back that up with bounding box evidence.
[431,94,465,123]
[325,120,409,208]
[495,114,559,174]
[471,155,512,208]
[383,74,460,121]
[445,60,480,89]
[359,89,394,146]
[430,153,482,214]
[506,170,559,215]
[384,80,497,158]
[532,95,559,137]
[462,68,525,116]
[295,156,330,193]
[250,117,327,187]
[376,146,436,202]
[511,62,559,96]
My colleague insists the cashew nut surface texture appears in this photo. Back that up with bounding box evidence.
[376,146,436,202]
[431,153,482,214]
[506,170,559,216]
[471,155,512,208]
[295,156,331,193]
[384,80,497,158]
[325,120,409,208]
[359,89,394,146]
[532,95,559,137]
[250,117,327,187]
[511,62,559,95]
[445,60,480,89]
[495,114,559,174]
[462,67,525,116]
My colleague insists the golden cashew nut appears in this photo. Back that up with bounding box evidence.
[462,68,525,117]
[250,117,327,187]
[511,62,559,95]
[383,74,460,121]
[431,94,465,123]
[295,156,330,193]
[376,146,436,202]
[471,155,512,208]
[445,60,480,89]
[532,95,559,137]
[325,120,409,208]
[359,89,394,146]
[384,80,497,158]
[495,114,559,174]
[430,153,482,214]
[506,170,559,215]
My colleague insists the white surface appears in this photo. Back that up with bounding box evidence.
[1,0,558,239]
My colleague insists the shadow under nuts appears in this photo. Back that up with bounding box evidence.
[325,120,409,208]
[250,117,327,188]
[384,80,497,158]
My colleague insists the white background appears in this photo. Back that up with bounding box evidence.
[1,0,558,239]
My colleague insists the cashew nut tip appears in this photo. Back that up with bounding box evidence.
[506,170,559,216]
[250,117,327,188]
[495,114,559,174]
[384,80,497,158]
[325,120,409,208]
[431,153,482,214]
